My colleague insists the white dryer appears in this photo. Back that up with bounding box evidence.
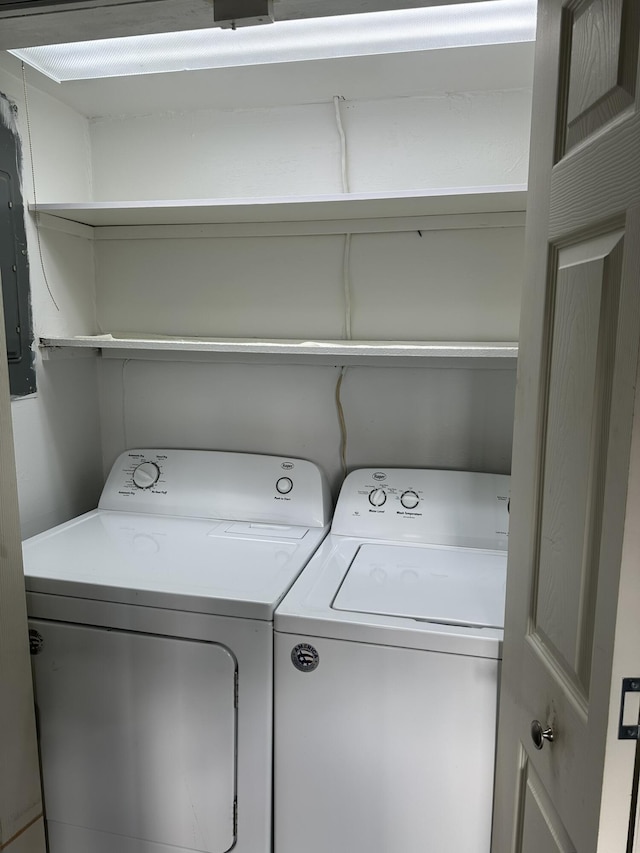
[274,467,510,853]
[23,448,331,853]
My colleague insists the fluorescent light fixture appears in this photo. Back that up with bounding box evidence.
[10,0,537,83]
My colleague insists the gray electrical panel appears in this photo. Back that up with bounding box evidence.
[0,97,35,397]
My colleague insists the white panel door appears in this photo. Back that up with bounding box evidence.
[492,1,640,851]
[30,620,237,853]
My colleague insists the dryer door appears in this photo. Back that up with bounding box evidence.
[29,620,237,853]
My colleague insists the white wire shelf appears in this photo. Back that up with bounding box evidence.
[39,334,519,367]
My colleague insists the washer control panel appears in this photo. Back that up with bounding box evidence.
[99,449,331,528]
[332,468,510,549]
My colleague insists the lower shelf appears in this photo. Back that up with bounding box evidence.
[39,334,519,367]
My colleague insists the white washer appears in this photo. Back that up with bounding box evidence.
[23,448,331,853]
[274,467,510,853]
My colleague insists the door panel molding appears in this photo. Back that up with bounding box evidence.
[525,632,589,719]
[531,228,624,697]
[517,758,578,853]
[550,115,640,237]
[558,0,639,155]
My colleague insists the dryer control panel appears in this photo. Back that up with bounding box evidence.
[332,468,510,550]
[99,449,331,528]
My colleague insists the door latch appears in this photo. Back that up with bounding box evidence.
[618,678,640,740]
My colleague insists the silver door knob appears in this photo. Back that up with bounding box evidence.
[531,719,554,750]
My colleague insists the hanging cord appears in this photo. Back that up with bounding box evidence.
[333,94,351,479]
[121,358,130,448]
[21,62,59,312]
[342,233,352,340]
[332,95,349,194]
[333,96,353,342]
[335,366,348,480]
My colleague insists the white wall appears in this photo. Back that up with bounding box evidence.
[341,91,531,192]
[91,84,528,489]
[94,219,521,489]
[0,57,104,537]
[89,89,531,199]
[10,357,102,539]
[99,360,516,496]
[1,54,530,508]
[94,227,524,341]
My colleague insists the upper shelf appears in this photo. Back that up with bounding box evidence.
[30,185,527,229]
[39,334,518,367]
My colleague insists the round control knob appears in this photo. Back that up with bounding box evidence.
[401,490,420,510]
[369,488,387,507]
[276,477,293,495]
[132,462,160,489]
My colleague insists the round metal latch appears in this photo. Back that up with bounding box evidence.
[29,629,44,656]
[531,719,554,750]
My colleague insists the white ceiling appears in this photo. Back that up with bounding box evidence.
[0,40,534,118]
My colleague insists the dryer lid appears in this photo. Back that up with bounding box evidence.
[23,510,327,620]
[332,543,507,629]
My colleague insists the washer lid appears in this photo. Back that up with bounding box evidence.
[332,543,507,629]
